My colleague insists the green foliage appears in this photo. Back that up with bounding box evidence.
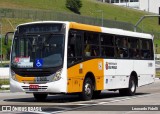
[0,79,9,85]
[0,0,160,33]
[154,39,160,54]
[0,37,12,60]
[66,0,82,14]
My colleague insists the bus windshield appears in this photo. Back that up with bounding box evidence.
[11,34,64,68]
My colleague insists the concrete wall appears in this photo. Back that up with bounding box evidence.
[139,0,160,14]
[113,2,139,8]
[0,68,9,79]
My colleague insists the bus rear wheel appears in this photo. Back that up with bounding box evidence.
[33,93,48,101]
[80,78,93,101]
[119,76,136,96]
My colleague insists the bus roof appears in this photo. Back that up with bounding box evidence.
[101,27,152,39]
[17,21,153,39]
[69,22,153,39]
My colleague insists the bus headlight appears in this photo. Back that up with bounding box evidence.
[11,70,17,81]
[53,69,62,81]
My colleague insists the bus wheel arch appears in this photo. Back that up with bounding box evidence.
[84,72,96,89]
[130,71,138,87]
[119,71,138,96]
[126,71,138,96]
[80,72,95,100]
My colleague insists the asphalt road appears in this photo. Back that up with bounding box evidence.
[0,79,160,114]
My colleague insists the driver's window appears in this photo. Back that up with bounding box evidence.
[67,30,83,66]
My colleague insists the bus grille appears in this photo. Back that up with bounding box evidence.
[22,86,48,91]
[18,71,52,76]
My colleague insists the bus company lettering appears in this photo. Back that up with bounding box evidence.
[106,62,117,70]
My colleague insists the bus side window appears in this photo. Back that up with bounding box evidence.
[84,32,100,57]
[128,38,140,59]
[100,34,115,58]
[140,39,152,59]
[67,30,83,66]
[116,36,129,58]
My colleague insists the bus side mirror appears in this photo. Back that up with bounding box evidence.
[4,32,14,45]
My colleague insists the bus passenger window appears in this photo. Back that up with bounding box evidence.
[140,39,152,59]
[84,45,99,57]
[116,37,128,48]
[130,48,139,59]
[84,43,91,56]
[84,32,100,57]
[115,36,129,58]
[91,46,99,56]
[100,34,115,58]
[128,38,140,59]
[101,46,114,58]
[117,48,128,58]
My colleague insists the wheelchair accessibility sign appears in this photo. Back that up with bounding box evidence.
[35,59,43,68]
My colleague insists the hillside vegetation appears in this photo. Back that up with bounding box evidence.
[0,0,160,33]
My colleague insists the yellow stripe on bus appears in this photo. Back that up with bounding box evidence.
[67,59,104,93]
[69,22,101,32]
[15,74,35,83]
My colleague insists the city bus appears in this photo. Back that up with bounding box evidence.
[5,21,155,101]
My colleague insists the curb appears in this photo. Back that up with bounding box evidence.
[0,90,10,93]
[155,78,160,80]
[0,85,10,93]
[0,85,10,89]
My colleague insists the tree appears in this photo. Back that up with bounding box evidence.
[66,0,82,14]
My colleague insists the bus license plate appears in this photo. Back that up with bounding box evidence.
[29,85,39,89]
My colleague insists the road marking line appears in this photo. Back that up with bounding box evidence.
[45,93,160,114]
[74,93,160,106]
[99,93,160,105]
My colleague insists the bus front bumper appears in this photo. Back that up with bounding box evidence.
[10,78,67,93]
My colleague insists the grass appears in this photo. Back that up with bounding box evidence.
[0,0,159,33]
[1,18,32,34]
[0,63,9,67]
[154,39,160,53]
[0,88,9,90]
[156,71,160,78]
[0,79,9,85]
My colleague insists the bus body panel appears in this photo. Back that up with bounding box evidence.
[67,59,104,93]
[134,60,155,86]
[10,21,70,93]
[69,22,101,32]
[10,66,68,93]
[10,77,67,93]
[104,59,131,89]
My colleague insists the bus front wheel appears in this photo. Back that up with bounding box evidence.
[80,78,93,101]
[33,93,48,101]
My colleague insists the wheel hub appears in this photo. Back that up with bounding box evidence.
[85,83,91,96]
[131,80,135,92]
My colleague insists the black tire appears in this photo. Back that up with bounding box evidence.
[79,78,93,101]
[33,93,48,101]
[93,90,101,98]
[119,76,136,96]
